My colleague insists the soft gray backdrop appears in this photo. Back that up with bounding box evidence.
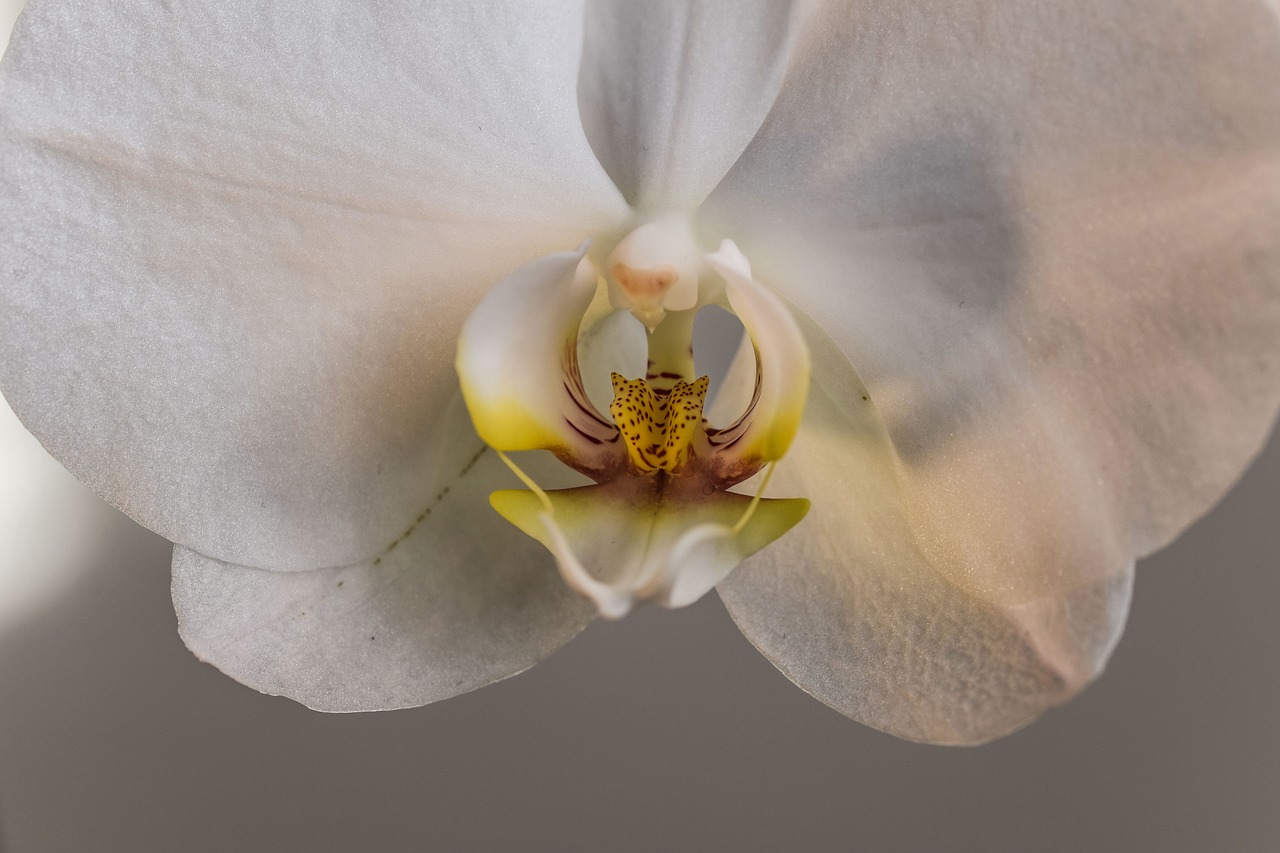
[0,429,1276,852]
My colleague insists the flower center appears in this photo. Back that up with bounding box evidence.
[454,224,812,618]
[609,373,709,475]
[605,217,701,331]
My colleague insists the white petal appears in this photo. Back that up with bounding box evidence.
[704,0,1280,607]
[0,1,629,570]
[171,400,594,712]
[720,338,1134,744]
[578,0,794,211]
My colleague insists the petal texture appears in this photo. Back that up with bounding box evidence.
[578,0,795,211]
[171,395,594,712]
[719,330,1134,744]
[708,1,1279,740]
[704,0,1280,610]
[0,0,629,570]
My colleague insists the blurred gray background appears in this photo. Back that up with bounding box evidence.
[3,1,1279,850]
[1,426,1277,853]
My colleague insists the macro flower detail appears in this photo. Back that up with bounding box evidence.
[455,228,811,618]
[1,1,1278,745]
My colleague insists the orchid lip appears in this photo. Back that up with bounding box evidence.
[455,226,811,617]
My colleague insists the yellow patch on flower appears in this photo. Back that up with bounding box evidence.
[609,373,709,474]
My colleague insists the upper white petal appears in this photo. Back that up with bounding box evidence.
[578,0,794,212]
[720,333,1134,744]
[704,0,1280,607]
[0,1,629,569]
[703,0,1279,740]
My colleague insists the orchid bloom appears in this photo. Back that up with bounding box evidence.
[2,1,1278,746]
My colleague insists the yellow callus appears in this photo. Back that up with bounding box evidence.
[608,373,709,475]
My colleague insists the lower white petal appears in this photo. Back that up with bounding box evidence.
[171,398,594,712]
[719,327,1134,744]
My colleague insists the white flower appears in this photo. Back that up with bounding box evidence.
[454,229,813,619]
[1,1,1278,745]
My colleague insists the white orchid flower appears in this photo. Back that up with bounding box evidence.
[2,1,1278,746]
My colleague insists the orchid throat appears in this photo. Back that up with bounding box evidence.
[456,220,811,618]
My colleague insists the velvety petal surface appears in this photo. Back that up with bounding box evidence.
[171,393,595,711]
[578,0,794,211]
[0,0,629,570]
[719,327,1134,744]
[705,0,1280,739]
